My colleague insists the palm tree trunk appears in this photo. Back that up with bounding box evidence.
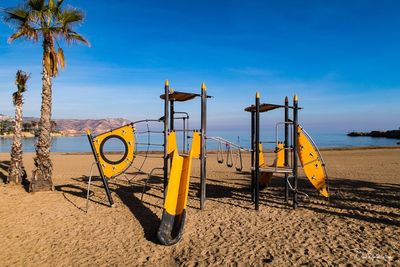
[8,96,24,184]
[30,35,54,192]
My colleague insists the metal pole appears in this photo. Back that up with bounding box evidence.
[251,110,255,202]
[183,117,186,154]
[163,80,169,198]
[255,92,260,210]
[293,94,299,209]
[86,132,114,207]
[200,83,207,210]
[170,100,174,131]
[284,96,289,203]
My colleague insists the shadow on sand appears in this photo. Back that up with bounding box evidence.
[0,160,10,183]
[56,169,400,244]
[110,180,161,243]
[0,160,29,191]
[56,175,162,243]
[199,172,400,227]
[185,170,400,227]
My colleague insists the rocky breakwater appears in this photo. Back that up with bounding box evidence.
[348,130,400,144]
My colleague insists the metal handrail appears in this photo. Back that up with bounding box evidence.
[206,136,251,152]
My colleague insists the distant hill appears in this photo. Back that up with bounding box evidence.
[54,118,131,135]
[0,115,131,135]
[0,114,12,121]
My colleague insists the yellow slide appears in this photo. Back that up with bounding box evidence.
[157,131,200,245]
[297,125,329,197]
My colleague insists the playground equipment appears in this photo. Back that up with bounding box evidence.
[257,142,285,186]
[85,81,330,246]
[157,131,200,245]
[208,136,249,171]
[86,119,165,207]
[297,126,329,198]
[86,81,213,244]
[158,81,249,245]
[86,124,135,207]
[160,81,209,210]
[245,92,329,210]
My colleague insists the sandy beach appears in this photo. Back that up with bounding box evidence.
[0,148,399,266]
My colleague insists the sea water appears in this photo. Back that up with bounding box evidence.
[0,131,398,153]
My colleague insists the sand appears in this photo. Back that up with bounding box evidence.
[0,148,399,266]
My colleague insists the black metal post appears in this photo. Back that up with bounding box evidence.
[86,132,114,207]
[200,83,207,210]
[293,95,299,209]
[255,92,260,210]
[170,100,174,131]
[182,117,186,154]
[251,110,255,202]
[163,80,169,198]
[284,96,289,203]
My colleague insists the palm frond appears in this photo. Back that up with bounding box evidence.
[3,0,89,46]
[58,7,84,27]
[3,0,89,79]
[48,0,55,10]
[8,26,38,42]
[12,91,19,106]
[47,0,64,15]
[16,70,30,92]
[43,47,59,77]
[44,51,52,75]
[28,0,45,12]
[2,7,29,25]
[3,5,40,43]
[50,49,58,76]
[57,47,65,69]
[64,30,90,46]
[57,0,64,8]
[13,70,30,105]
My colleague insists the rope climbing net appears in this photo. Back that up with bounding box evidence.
[122,119,165,183]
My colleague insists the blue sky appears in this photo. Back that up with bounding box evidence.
[0,0,399,133]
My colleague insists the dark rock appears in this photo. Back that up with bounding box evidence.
[347,130,400,139]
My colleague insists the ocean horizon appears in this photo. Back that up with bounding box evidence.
[0,131,398,153]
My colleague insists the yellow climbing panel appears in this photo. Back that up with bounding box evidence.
[297,126,329,197]
[274,142,285,168]
[258,142,285,186]
[88,124,135,179]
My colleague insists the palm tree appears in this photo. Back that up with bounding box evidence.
[8,70,30,184]
[2,0,89,192]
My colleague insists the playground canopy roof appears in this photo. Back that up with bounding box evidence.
[160,91,213,102]
[244,103,302,113]
[160,91,199,102]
